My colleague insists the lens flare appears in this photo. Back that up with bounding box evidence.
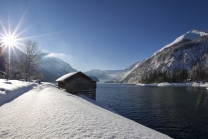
[1,34,18,47]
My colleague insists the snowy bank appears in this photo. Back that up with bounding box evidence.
[0,79,36,106]
[0,80,171,139]
[158,82,173,86]
[137,82,208,87]
[137,83,158,86]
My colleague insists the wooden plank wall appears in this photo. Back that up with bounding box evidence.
[64,76,97,100]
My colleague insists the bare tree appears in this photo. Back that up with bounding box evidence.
[19,40,41,81]
[10,58,22,79]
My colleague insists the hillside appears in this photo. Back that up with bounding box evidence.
[122,30,208,83]
[110,61,142,83]
[2,48,77,82]
[84,61,142,83]
[39,53,77,82]
[84,69,119,83]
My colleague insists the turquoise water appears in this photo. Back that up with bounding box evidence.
[96,83,208,139]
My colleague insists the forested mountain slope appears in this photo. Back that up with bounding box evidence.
[122,30,208,83]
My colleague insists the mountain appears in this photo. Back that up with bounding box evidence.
[2,47,77,82]
[105,61,142,83]
[39,53,77,82]
[84,69,120,83]
[84,61,142,83]
[153,29,208,56]
[122,29,208,83]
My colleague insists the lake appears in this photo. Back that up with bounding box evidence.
[96,83,208,139]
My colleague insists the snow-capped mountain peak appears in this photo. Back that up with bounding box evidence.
[181,29,208,40]
[122,30,208,83]
[154,29,208,55]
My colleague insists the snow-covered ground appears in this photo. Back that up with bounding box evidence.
[0,80,36,106]
[137,82,208,87]
[0,79,171,139]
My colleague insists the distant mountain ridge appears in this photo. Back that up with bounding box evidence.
[39,53,77,82]
[106,61,142,83]
[2,48,77,82]
[84,69,122,83]
[122,29,208,83]
[84,61,141,83]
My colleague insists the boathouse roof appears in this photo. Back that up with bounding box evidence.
[56,71,99,82]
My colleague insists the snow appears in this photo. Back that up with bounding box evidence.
[56,72,99,82]
[123,29,208,84]
[0,79,171,139]
[121,61,143,80]
[56,72,77,82]
[153,29,208,56]
[137,83,158,86]
[0,80,36,106]
[137,82,208,87]
[158,82,174,87]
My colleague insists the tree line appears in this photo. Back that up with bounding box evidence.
[140,64,208,83]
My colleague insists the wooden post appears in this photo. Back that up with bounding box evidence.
[92,88,96,100]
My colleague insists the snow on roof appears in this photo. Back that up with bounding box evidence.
[0,80,171,138]
[56,72,78,82]
[56,72,99,82]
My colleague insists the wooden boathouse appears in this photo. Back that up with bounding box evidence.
[56,71,99,100]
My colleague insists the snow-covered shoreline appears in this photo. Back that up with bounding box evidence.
[0,80,36,106]
[0,79,171,139]
[137,82,208,87]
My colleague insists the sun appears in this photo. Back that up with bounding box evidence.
[1,34,18,47]
[0,20,24,50]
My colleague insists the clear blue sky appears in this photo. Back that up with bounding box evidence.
[1,0,208,71]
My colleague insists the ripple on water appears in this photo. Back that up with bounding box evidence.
[97,84,208,139]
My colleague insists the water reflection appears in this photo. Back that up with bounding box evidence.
[97,84,208,139]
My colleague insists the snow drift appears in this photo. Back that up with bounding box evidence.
[0,80,36,106]
[0,80,171,139]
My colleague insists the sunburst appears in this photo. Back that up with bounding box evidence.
[0,20,26,55]
[0,8,71,80]
[0,15,28,80]
[0,9,71,55]
[1,33,19,47]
